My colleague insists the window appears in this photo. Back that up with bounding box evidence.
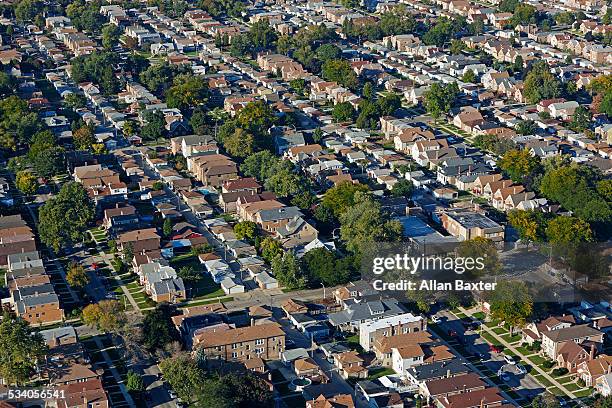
[231,343,237,349]
[255,339,264,345]
[255,348,264,354]
[231,352,238,358]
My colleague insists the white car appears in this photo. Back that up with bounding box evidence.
[431,315,440,323]
[168,390,178,399]
[503,355,516,365]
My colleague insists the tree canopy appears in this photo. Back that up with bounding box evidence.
[0,315,47,385]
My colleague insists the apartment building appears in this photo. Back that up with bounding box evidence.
[440,209,505,242]
[541,324,604,360]
[193,322,285,362]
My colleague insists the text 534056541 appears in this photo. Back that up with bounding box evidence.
[6,388,65,401]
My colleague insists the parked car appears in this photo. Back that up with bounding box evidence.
[489,344,503,353]
[504,355,516,365]
[500,372,510,382]
[431,315,440,323]
[448,329,457,337]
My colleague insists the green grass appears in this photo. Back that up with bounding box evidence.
[573,388,593,398]
[472,312,486,320]
[368,367,394,380]
[528,355,547,365]
[563,382,580,391]
[181,297,233,307]
[190,275,224,300]
[481,332,502,347]
[501,333,522,343]
[533,374,553,388]
[516,346,534,355]
[493,326,508,335]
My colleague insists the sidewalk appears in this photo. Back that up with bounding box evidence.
[93,336,136,408]
[458,306,585,406]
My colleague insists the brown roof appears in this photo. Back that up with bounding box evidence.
[58,378,108,408]
[425,373,486,396]
[375,331,433,354]
[294,357,319,372]
[307,394,354,408]
[439,387,504,408]
[117,228,160,243]
[223,177,261,191]
[194,322,285,348]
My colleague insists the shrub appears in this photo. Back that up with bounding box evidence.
[542,360,555,369]
[552,368,569,376]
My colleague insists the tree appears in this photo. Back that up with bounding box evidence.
[507,210,545,243]
[377,94,401,116]
[249,19,277,51]
[38,182,95,252]
[289,78,306,95]
[488,281,533,332]
[66,262,90,289]
[332,102,355,123]
[73,125,95,150]
[511,4,537,26]
[339,192,403,254]
[322,59,358,89]
[224,128,255,158]
[102,24,121,49]
[531,393,561,408]
[142,303,180,352]
[163,218,173,237]
[122,120,138,137]
[235,101,276,138]
[259,237,282,262]
[64,93,87,109]
[159,354,206,405]
[362,82,375,100]
[178,266,201,283]
[312,127,323,143]
[546,216,592,244]
[462,69,476,83]
[523,62,562,104]
[302,248,352,286]
[234,221,258,241]
[0,315,47,385]
[322,181,369,218]
[82,300,127,333]
[568,106,592,132]
[166,74,208,111]
[0,95,42,149]
[498,149,540,182]
[16,171,37,195]
[516,120,537,136]
[449,39,466,55]
[456,237,501,278]
[272,252,306,290]
[391,179,414,198]
[423,82,459,119]
[141,110,166,140]
[126,370,145,393]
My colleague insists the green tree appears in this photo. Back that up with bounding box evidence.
[302,248,352,286]
[462,69,476,83]
[224,128,255,158]
[249,20,277,51]
[321,59,358,89]
[322,181,369,218]
[15,171,37,195]
[516,120,537,135]
[523,61,562,104]
[498,149,540,182]
[64,93,87,109]
[259,237,282,263]
[66,262,90,289]
[568,106,592,132]
[38,182,95,252]
[272,252,306,290]
[141,110,166,140]
[0,95,42,149]
[163,218,173,237]
[316,44,342,62]
[312,127,323,143]
[332,102,355,123]
[423,82,459,119]
[546,216,592,244]
[82,300,127,333]
[449,39,466,55]
[102,24,121,49]
[339,192,403,254]
[235,101,276,138]
[126,370,145,393]
[488,281,533,332]
[507,210,545,243]
[234,221,258,241]
[166,74,208,111]
[0,315,47,385]
[142,303,179,352]
[456,237,501,277]
[178,266,202,283]
[511,4,537,26]
[391,179,414,198]
[377,94,401,116]
[159,354,205,405]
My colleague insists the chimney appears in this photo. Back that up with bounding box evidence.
[251,318,255,326]
[589,343,596,361]
[446,369,451,378]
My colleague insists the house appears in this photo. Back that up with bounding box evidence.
[541,324,604,360]
[405,358,470,385]
[421,372,486,400]
[334,351,368,379]
[595,372,612,397]
[577,355,612,387]
[453,107,485,133]
[54,378,109,408]
[193,322,285,362]
[276,217,319,249]
[103,205,138,233]
[359,313,427,351]
[328,298,406,331]
[306,394,355,408]
[14,288,64,325]
[437,387,505,408]
[0,215,37,266]
[116,228,161,256]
